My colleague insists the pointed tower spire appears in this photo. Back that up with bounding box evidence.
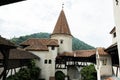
[51,8,72,36]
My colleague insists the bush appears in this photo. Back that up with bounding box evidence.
[7,60,40,80]
[81,64,97,80]
[55,71,65,80]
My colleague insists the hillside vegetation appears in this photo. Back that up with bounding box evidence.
[10,32,95,50]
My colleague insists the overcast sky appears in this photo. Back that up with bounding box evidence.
[0,0,115,48]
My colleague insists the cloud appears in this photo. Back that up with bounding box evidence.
[0,0,115,48]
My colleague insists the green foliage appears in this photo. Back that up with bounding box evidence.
[10,32,95,50]
[7,60,40,80]
[55,71,65,80]
[81,64,97,80]
[11,32,50,45]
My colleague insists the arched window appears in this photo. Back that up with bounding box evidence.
[44,59,47,64]
[49,60,52,64]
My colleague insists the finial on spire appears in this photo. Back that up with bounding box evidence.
[62,3,64,9]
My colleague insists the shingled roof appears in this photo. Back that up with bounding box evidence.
[59,50,96,58]
[58,48,108,58]
[97,47,108,55]
[52,9,72,36]
[0,36,16,48]
[20,38,59,51]
[0,49,39,59]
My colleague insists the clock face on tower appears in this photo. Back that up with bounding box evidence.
[116,0,119,5]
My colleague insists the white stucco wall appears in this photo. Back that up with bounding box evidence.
[99,55,112,76]
[96,49,113,80]
[111,34,117,44]
[113,0,120,67]
[113,66,120,77]
[29,46,58,80]
[51,34,72,54]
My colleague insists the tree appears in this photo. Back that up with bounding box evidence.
[80,64,97,80]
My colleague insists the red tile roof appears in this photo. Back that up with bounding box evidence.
[20,38,58,51]
[59,50,96,58]
[58,48,108,58]
[51,9,72,36]
[74,50,96,57]
[97,47,108,55]
[0,49,39,59]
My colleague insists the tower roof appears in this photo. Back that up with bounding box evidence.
[52,9,72,36]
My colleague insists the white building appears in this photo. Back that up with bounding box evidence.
[113,0,120,67]
[20,8,115,80]
[20,9,74,80]
[105,0,120,78]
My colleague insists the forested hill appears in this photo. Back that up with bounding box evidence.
[10,32,95,51]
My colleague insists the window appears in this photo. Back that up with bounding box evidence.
[60,39,63,44]
[113,32,116,38]
[44,60,47,64]
[51,46,55,50]
[49,60,52,64]
[102,59,107,65]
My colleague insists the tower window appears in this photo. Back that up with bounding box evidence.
[60,40,63,44]
[51,46,55,50]
[44,59,47,64]
[49,60,52,64]
[102,59,107,65]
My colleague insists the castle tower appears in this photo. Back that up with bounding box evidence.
[51,9,73,54]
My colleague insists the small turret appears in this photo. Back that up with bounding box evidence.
[51,9,72,54]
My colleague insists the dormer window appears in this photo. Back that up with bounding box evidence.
[60,39,63,44]
[51,46,55,50]
[102,59,107,65]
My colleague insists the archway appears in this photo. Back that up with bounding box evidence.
[55,71,65,80]
[67,66,80,80]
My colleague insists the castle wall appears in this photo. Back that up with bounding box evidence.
[99,55,113,76]
[113,0,120,77]
[29,46,58,80]
[112,34,117,44]
[113,0,120,67]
